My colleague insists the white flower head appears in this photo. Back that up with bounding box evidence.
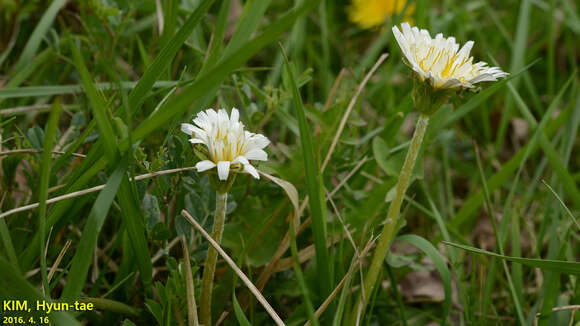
[181,108,270,181]
[392,23,508,90]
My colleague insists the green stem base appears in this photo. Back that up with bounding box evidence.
[200,191,227,326]
[354,113,429,322]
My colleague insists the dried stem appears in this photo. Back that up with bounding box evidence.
[182,210,285,326]
[0,167,197,220]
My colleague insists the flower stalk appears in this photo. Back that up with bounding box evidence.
[200,191,228,326]
[356,113,429,318]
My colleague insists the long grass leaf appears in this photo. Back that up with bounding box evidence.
[222,0,272,57]
[13,0,67,73]
[38,99,62,296]
[280,44,332,299]
[233,291,252,326]
[60,161,127,301]
[69,38,117,160]
[0,81,178,100]
[452,104,569,228]
[443,242,580,275]
[474,143,526,325]
[0,257,82,325]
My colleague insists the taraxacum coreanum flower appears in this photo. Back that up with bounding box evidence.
[392,22,508,90]
[181,108,269,182]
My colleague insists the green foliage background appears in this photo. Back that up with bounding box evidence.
[0,0,579,325]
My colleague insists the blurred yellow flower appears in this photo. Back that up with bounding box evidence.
[349,0,414,29]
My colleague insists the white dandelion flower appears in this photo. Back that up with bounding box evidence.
[181,108,270,181]
[392,22,508,90]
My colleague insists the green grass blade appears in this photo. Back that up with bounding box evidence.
[116,178,154,294]
[0,219,19,272]
[443,242,580,275]
[12,0,67,73]
[280,44,332,299]
[495,0,531,148]
[60,161,127,301]
[69,37,117,160]
[0,257,82,325]
[396,234,451,325]
[198,0,230,74]
[0,49,53,108]
[38,99,62,296]
[70,36,153,294]
[20,156,108,270]
[507,74,580,210]
[233,291,252,326]
[128,0,215,113]
[474,142,526,325]
[451,104,570,228]
[0,81,178,100]
[222,0,272,57]
[543,181,580,232]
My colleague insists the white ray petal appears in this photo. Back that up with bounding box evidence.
[244,164,260,179]
[245,149,268,161]
[181,123,195,135]
[217,161,231,180]
[196,160,216,172]
[230,107,239,123]
[233,156,249,165]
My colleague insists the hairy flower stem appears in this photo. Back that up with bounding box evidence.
[200,191,227,326]
[355,113,429,320]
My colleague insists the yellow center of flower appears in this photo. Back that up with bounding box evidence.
[413,44,474,83]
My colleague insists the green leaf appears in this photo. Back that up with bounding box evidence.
[443,241,580,275]
[142,194,161,232]
[396,234,452,326]
[373,136,391,175]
